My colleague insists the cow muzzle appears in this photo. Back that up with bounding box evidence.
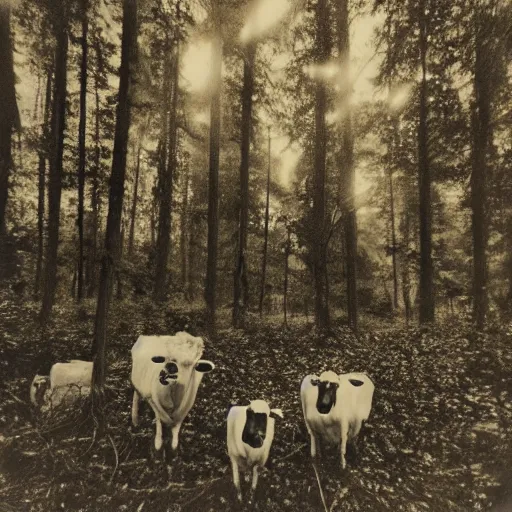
[158,362,178,386]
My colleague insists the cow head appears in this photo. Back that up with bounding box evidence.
[30,375,50,407]
[242,400,283,449]
[151,355,215,386]
[310,370,340,415]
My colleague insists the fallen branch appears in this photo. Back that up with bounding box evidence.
[108,433,119,484]
[312,462,328,512]
[180,476,226,509]
[277,443,307,462]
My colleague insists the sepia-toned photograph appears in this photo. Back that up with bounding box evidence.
[0,0,511,510]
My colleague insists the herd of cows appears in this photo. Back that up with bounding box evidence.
[29,331,375,503]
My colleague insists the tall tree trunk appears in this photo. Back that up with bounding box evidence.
[91,0,137,417]
[128,142,141,256]
[154,42,172,301]
[283,227,291,328]
[471,21,490,330]
[259,126,271,317]
[35,67,52,298]
[77,0,89,301]
[389,165,398,309]
[205,12,222,333]
[402,208,412,326]
[0,5,19,240]
[337,0,357,331]
[87,61,101,298]
[417,0,434,324]
[180,165,190,300]
[312,0,330,329]
[40,10,68,324]
[233,41,256,328]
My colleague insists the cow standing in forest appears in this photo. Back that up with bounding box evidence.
[131,331,215,456]
[227,400,283,502]
[30,360,93,411]
[301,370,374,469]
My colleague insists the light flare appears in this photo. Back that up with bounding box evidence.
[240,0,290,43]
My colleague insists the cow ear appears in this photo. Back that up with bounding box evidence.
[195,360,215,373]
[270,408,284,420]
[152,356,165,363]
[310,378,320,386]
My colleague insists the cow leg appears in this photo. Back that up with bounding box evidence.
[250,465,259,497]
[131,390,140,427]
[340,422,349,470]
[231,458,242,502]
[309,431,319,458]
[170,422,182,452]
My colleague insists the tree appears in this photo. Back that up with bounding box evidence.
[312,0,330,329]
[0,3,20,240]
[417,0,435,324]
[40,3,68,323]
[35,67,52,298]
[91,0,138,416]
[205,2,223,333]
[258,126,271,316]
[233,40,256,328]
[337,0,357,330]
[77,0,89,301]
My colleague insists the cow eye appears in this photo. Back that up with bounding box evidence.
[310,378,320,386]
[349,379,364,387]
[195,360,215,373]
[152,356,165,363]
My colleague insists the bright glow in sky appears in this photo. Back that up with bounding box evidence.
[181,40,213,92]
[240,0,290,43]
[388,83,413,112]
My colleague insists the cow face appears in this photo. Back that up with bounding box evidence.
[30,375,50,406]
[242,407,268,449]
[151,356,214,386]
[311,377,339,415]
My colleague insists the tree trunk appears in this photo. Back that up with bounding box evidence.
[154,42,173,301]
[40,10,68,324]
[180,165,190,300]
[417,0,434,324]
[205,13,222,333]
[233,41,256,329]
[91,0,137,418]
[128,142,141,257]
[259,126,271,317]
[0,5,19,239]
[284,227,291,328]
[337,0,357,331]
[35,67,52,299]
[87,51,101,298]
[471,23,490,330]
[402,208,412,326]
[312,0,330,329]
[77,0,89,301]
[389,164,398,309]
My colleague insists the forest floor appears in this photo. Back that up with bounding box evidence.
[1,291,512,512]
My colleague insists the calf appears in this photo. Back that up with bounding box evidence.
[131,331,214,454]
[227,400,283,502]
[30,360,93,411]
[301,371,374,469]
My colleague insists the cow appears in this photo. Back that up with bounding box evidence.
[130,331,215,456]
[30,360,93,411]
[227,400,283,502]
[301,370,374,469]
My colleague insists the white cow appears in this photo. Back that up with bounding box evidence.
[301,370,374,469]
[30,360,93,411]
[227,400,283,502]
[131,331,215,454]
